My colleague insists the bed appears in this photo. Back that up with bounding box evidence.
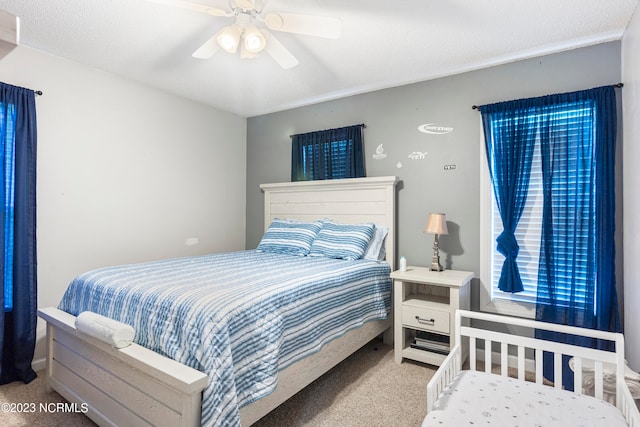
[424,309,640,426]
[38,175,398,427]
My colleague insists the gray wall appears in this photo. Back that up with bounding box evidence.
[246,42,622,311]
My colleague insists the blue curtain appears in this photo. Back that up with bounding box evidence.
[0,82,38,385]
[291,124,365,181]
[534,86,620,389]
[480,102,537,292]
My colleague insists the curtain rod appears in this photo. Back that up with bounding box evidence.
[470,83,624,110]
[289,123,366,138]
[35,90,43,96]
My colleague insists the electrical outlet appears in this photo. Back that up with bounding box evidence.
[185,237,200,246]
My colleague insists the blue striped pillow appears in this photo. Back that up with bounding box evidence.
[309,221,375,260]
[256,219,323,256]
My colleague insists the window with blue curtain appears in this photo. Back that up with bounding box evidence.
[291,124,366,181]
[483,103,599,307]
[0,82,38,385]
[480,85,621,389]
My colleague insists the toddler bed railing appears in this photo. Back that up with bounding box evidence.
[426,310,640,426]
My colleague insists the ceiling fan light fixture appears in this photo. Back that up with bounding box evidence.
[243,25,266,53]
[240,42,259,59]
[160,0,341,68]
[216,26,241,53]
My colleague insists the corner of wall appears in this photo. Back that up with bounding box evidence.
[621,1,640,372]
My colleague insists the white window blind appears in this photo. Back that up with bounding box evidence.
[302,138,353,180]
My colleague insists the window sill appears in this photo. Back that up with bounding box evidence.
[480,297,536,319]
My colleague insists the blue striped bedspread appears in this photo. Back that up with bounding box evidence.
[58,250,391,426]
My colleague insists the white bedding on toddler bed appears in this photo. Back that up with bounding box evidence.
[423,370,627,427]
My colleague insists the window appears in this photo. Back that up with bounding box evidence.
[0,82,39,384]
[299,138,353,180]
[1,102,15,312]
[480,102,597,318]
[291,124,365,181]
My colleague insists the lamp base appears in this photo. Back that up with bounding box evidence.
[429,257,444,272]
[429,235,444,272]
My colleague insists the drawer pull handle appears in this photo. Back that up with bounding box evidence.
[415,316,435,325]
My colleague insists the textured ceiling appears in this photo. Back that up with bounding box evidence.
[0,0,638,117]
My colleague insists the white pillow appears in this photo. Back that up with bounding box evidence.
[363,225,388,261]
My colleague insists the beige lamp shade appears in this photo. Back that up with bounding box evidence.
[424,213,448,235]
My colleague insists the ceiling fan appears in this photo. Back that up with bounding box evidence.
[147,0,341,69]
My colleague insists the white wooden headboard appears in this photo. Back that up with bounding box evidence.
[260,176,399,270]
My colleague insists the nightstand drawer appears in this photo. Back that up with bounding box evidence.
[401,304,449,334]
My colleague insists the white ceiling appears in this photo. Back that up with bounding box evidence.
[0,0,638,117]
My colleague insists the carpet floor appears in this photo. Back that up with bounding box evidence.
[0,340,434,426]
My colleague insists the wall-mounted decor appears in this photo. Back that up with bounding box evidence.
[372,144,387,160]
[408,151,428,160]
[418,123,454,135]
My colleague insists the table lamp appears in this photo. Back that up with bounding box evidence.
[424,213,448,271]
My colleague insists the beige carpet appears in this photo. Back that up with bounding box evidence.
[0,373,97,427]
[0,340,434,426]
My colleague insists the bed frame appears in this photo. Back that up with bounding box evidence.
[38,175,399,427]
[427,310,640,426]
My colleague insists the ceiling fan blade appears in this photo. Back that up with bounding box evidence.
[264,12,341,39]
[145,0,229,17]
[263,30,299,69]
[192,33,221,58]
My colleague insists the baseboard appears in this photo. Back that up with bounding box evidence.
[32,357,46,373]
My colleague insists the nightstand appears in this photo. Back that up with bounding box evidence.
[391,267,474,366]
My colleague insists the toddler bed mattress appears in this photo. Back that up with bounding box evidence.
[58,250,391,426]
[423,370,627,427]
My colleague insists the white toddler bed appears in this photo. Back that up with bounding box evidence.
[425,310,640,426]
